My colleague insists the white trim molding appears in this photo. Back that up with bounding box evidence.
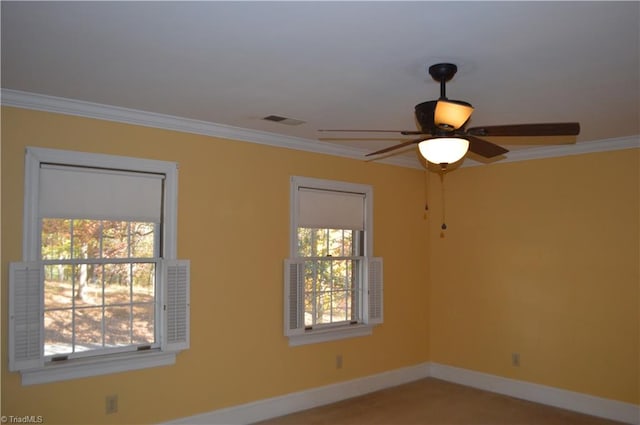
[162,363,431,425]
[3,89,638,170]
[463,135,640,168]
[428,362,640,425]
[1,89,418,169]
[22,351,176,386]
[162,362,639,425]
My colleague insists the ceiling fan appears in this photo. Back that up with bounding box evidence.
[319,63,580,168]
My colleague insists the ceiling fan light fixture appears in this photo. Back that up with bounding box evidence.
[434,100,474,130]
[418,137,469,165]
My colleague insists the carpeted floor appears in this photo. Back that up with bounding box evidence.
[254,378,624,425]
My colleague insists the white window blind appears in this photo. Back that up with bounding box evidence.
[297,188,365,230]
[39,164,164,222]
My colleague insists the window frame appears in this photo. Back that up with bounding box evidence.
[287,176,380,346]
[14,147,185,385]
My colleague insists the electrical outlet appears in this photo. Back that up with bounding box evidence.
[106,394,118,414]
[511,353,520,367]
[336,354,343,369]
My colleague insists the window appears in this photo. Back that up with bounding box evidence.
[285,176,382,346]
[9,147,189,385]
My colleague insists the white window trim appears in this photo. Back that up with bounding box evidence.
[21,350,176,386]
[287,176,380,346]
[15,147,183,385]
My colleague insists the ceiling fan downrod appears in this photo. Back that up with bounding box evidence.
[428,63,458,100]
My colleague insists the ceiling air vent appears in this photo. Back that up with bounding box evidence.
[262,115,305,126]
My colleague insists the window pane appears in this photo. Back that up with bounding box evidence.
[74,307,103,352]
[132,263,155,303]
[304,293,313,327]
[44,265,73,310]
[297,228,313,257]
[316,291,333,324]
[104,264,131,306]
[102,221,130,259]
[44,309,73,356]
[71,219,101,259]
[42,219,71,260]
[105,306,131,346]
[333,290,348,322]
[303,261,315,293]
[74,264,102,307]
[132,303,155,344]
[131,223,155,258]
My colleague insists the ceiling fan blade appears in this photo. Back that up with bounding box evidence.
[319,137,415,141]
[365,138,425,157]
[466,134,509,158]
[467,123,580,137]
[479,135,577,146]
[318,129,425,135]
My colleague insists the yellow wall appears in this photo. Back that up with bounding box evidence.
[1,107,430,424]
[428,149,640,404]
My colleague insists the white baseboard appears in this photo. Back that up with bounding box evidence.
[429,362,640,425]
[163,362,430,424]
[162,362,639,425]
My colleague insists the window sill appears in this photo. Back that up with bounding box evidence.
[288,324,373,347]
[20,350,176,386]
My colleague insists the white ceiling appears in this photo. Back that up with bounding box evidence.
[2,1,639,165]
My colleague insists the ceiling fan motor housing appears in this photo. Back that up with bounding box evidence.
[414,100,437,133]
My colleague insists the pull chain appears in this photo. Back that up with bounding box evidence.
[439,168,447,231]
[424,170,429,215]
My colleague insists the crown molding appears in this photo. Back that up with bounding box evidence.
[1,89,420,168]
[463,135,640,168]
[2,89,638,170]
